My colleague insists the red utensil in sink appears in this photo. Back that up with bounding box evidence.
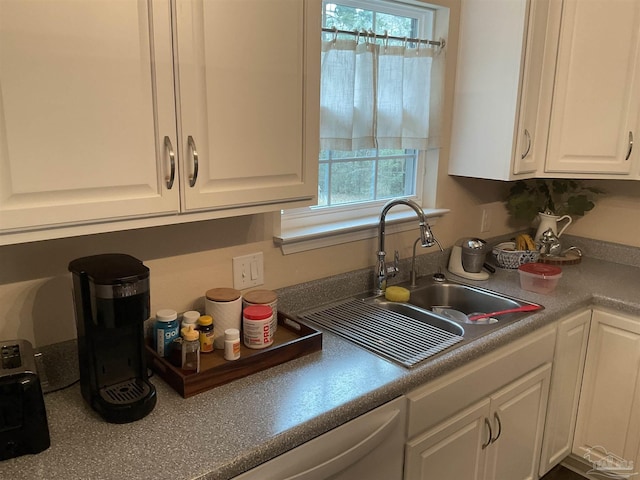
[467,304,542,322]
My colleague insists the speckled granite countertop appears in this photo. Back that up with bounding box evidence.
[2,236,639,480]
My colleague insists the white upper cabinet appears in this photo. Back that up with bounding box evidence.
[0,0,320,244]
[174,0,319,212]
[545,0,640,176]
[0,0,179,234]
[448,0,551,180]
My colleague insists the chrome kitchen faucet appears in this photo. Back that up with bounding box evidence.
[375,198,437,295]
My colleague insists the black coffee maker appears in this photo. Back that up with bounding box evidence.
[69,254,156,423]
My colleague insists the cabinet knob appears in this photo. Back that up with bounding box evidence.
[625,131,633,161]
[164,136,176,190]
[188,136,199,187]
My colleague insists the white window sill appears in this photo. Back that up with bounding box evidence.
[274,208,449,255]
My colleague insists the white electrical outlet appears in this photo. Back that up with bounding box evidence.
[232,252,264,290]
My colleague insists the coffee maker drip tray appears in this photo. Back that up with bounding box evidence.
[99,379,153,405]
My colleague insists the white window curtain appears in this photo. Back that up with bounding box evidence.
[320,37,444,151]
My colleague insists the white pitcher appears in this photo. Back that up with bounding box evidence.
[534,211,572,242]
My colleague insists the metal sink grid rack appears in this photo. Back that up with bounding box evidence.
[299,299,463,368]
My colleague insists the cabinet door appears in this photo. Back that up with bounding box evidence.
[513,0,550,175]
[0,0,179,233]
[484,363,551,480]
[174,0,319,212]
[404,398,490,480]
[573,310,640,472]
[539,310,591,476]
[448,0,549,180]
[545,0,640,175]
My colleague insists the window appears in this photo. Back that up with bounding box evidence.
[276,0,448,254]
[319,148,418,207]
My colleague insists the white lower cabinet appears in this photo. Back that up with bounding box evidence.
[572,309,640,474]
[404,327,556,480]
[405,398,490,480]
[538,309,591,476]
[484,365,551,480]
[406,365,551,480]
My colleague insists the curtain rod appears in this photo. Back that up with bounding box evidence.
[322,27,445,48]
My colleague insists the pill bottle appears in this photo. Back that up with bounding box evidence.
[243,305,274,349]
[243,289,278,334]
[181,310,200,332]
[224,328,241,361]
[181,325,200,373]
[197,315,214,353]
[154,309,179,358]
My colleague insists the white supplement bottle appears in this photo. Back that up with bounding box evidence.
[224,328,241,361]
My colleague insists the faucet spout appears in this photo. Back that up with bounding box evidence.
[375,198,436,295]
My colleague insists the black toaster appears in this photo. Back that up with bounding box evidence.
[0,339,50,460]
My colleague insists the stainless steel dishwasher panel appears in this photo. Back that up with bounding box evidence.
[233,396,407,480]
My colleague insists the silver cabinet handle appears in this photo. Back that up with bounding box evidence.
[521,129,532,159]
[481,417,493,449]
[490,412,502,444]
[187,135,199,187]
[164,136,175,190]
[625,131,633,161]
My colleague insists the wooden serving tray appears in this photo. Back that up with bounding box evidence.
[146,312,322,398]
[539,250,582,265]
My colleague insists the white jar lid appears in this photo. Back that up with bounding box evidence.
[182,310,200,324]
[156,309,178,321]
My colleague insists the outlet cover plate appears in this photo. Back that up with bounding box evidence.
[233,252,264,290]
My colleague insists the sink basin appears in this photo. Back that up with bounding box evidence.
[409,277,538,318]
[362,274,542,342]
[362,300,464,336]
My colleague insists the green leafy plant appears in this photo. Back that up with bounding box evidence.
[506,179,604,222]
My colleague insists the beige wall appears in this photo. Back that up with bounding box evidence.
[565,179,640,246]
[1,0,639,348]
[0,190,507,348]
[1,177,637,349]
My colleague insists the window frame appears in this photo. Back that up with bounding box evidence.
[276,0,448,254]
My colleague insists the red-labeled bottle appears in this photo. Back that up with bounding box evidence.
[243,305,273,349]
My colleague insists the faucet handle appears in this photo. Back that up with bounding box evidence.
[386,250,400,277]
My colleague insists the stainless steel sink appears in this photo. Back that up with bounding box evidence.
[298,274,542,368]
[364,274,542,342]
